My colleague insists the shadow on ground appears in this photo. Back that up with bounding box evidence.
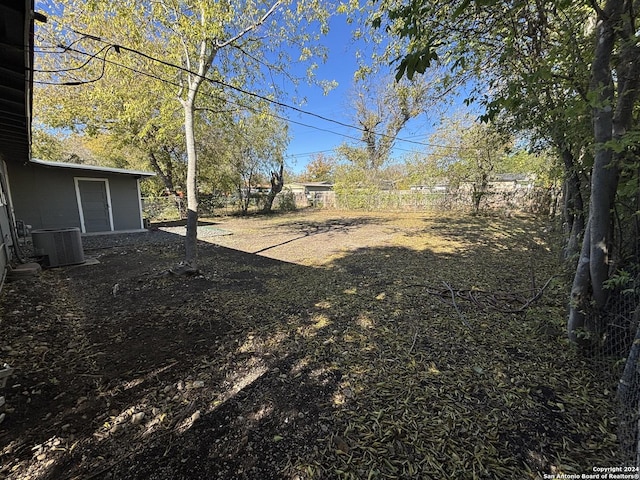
[0,212,619,480]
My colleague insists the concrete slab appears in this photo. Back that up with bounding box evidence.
[6,262,41,280]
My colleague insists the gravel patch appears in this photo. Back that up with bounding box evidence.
[17,226,231,263]
[80,230,182,251]
[158,226,232,238]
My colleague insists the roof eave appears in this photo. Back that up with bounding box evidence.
[29,158,156,177]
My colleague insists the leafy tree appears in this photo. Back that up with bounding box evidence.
[35,7,194,202]
[337,73,436,175]
[567,0,640,345]
[371,0,640,348]
[35,0,334,271]
[31,126,66,162]
[300,153,336,182]
[225,111,288,215]
[332,161,376,193]
[403,151,447,189]
[367,0,591,214]
[430,118,513,213]
[475,3,592,260]
[32,126,154,172]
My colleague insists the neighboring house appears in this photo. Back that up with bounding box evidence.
[457,173,535,194]
[489,173,535,192]
[284,181,334,207]
[412,174,534,194]
[284,181,333,196]
[410,183,449,193]
[8,159,155,233]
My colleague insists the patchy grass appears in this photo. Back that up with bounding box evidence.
[0,210,619,479]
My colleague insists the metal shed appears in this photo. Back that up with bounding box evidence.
[8,159,155,233]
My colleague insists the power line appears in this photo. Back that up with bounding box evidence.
[287,149,337,158]
[33,26,483,155]
[34,43,111,73]
[34,44,114,85]
[34,42,382,146]
[61,29,458,150]
[33,41,374,149]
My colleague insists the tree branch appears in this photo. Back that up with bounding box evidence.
[194,107,241,114]
[588,0,607,19]
[216,1,282,49]
[443,281,470,328]
[231,43,300,86]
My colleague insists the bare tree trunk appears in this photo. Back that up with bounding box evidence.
[176,22,218,272]
[148,150,175,194]
[472,186,481,214]
[183,93,199,271]
[567,0,640,343]
[239,172,252,215]
[567,0,624,343]
[240,187,250,214]
[568,217,593,344]
[562,148,585,260]
[164,2,281,272]
[262,164,284,213]
[471,172,488,214]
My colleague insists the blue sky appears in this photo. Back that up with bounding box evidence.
[282,15,368,174]
[33,2,447,174]
[279,15,438,175]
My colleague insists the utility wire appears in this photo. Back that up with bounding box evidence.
[34,43,112,74]
[33,28,482,154]
[34,44,114,85]
[58,29,463,150]
[287,149,339,157]
[33,42,373,147]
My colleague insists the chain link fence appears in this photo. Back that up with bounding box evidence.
[142,196,186,221]
[142,191,302,221]
[583,189,640,467]
[326,186,548,213]
[142,195,243,221]
[596,269,640,467]
[142,186,552,222]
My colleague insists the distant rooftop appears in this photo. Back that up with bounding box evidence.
[491,173,534,182]
[287,181,333,187]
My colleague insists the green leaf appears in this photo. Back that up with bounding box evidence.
[453,0,472,18]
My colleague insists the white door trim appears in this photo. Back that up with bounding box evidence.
[136,178,144,229]
[74,177,114,233]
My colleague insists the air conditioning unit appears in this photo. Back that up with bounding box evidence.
[32,228,85,267]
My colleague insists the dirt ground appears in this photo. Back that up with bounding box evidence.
[0,209,620,479]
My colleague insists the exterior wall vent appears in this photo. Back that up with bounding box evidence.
[32,228,85,267]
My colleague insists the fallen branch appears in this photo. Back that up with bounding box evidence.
[408,331,418,354]
[512,275,557,313]
[443,281,470,328]
[403,276,558,315]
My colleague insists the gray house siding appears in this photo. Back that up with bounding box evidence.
[7,161,151,233]
[104,175,143,231]
[0,161,13,285]
[0,0,36,290]
[10,164,81,229]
